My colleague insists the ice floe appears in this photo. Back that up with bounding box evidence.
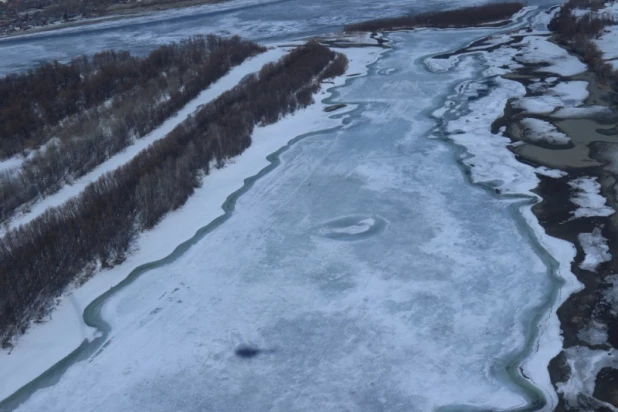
[514,35,587,77]
[516,80,589,114]
[557,347,618,410]
[520,118,571,145]
[578,226,611,272]
[568,177,615,219]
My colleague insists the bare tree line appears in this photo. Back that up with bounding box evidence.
[0,34,261,159]
[344,2,524,33]
[548,0,618,85]
[0,41,348,348]
[0,35,265,225]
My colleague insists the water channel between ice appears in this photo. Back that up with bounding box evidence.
[8,21,567,412]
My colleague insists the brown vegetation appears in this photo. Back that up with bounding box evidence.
[548,0,617,84]
[0,0,225,36]
[0,35,265,225]
[0,41,348,347]
[0,35,261,159]
[344,2,524,33]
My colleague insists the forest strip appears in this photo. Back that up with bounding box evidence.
[0,0,227,37]
[0,36,264,223]
[548,0,618,86]
[343,2,524,33]
[0,35,263,159]
[0,47,286,238]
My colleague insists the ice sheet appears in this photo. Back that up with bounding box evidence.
[568,177,615,219]
[578,226,611,272]
[514,35,587,76]
[520,118,571,145]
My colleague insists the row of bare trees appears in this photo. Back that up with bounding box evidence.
[0,35,265,225]
[548,0,618,84]
[0,41,348,347]
[344,2,523,32]
[0,35,260,159]
[0,36,265,222]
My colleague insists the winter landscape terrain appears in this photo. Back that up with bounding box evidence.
[1,0,618,411]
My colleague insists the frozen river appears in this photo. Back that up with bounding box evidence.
[0,0,558,76]
[0,1,574,411]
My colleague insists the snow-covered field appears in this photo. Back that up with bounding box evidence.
[516,81,589,115]
[578,227,611,272]
[514,35,587,76]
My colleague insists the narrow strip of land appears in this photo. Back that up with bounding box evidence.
[1,47,286,237]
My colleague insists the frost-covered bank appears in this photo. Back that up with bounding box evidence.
[430,3,618,410]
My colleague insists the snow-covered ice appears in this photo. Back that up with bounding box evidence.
[514,35,587,77]
[578,226,611,272]
[568,177,615,219]
[520,118,571,145]
[430,9,583,407]
[516,80,589,114]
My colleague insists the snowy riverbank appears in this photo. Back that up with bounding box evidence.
[428,3,618,409]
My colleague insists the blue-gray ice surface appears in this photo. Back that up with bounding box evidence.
[16,30,554,412]
[0,0,563,76]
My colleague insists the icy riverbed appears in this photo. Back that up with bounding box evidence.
[0,0,560,76]
[1,16,578,411]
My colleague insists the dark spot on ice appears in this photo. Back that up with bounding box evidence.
[149,307,162,315]
[235,345,261,358]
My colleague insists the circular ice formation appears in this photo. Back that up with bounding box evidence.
[377,67,397,75]
[316,216,386,241]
